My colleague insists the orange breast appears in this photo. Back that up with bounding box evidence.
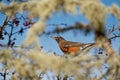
[59,41,80,55]
[68,46,80,53]
[60,46,80,53]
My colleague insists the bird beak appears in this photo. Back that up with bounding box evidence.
[50,36,55,39]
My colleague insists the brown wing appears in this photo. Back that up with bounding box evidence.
[62,41,94,48]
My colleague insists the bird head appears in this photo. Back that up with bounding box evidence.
[51,36,65,43]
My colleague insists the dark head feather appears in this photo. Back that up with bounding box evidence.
[52,36,65,43]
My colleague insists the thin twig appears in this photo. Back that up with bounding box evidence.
[109,35,120,40]
[107,26,120,36]
[0,16,9,33]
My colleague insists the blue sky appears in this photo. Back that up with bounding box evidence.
[101,0,120,6]
[40,0,120,55]
[0,0,120,55]
[41,11,94,55]
[0,0,120,80]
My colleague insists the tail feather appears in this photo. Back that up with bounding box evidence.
[78,43,96,55]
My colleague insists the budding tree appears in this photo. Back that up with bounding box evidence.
[0,0,120,80]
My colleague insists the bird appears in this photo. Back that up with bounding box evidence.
[52,36,95,56]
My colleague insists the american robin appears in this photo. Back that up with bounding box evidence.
[52,36,95,56]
